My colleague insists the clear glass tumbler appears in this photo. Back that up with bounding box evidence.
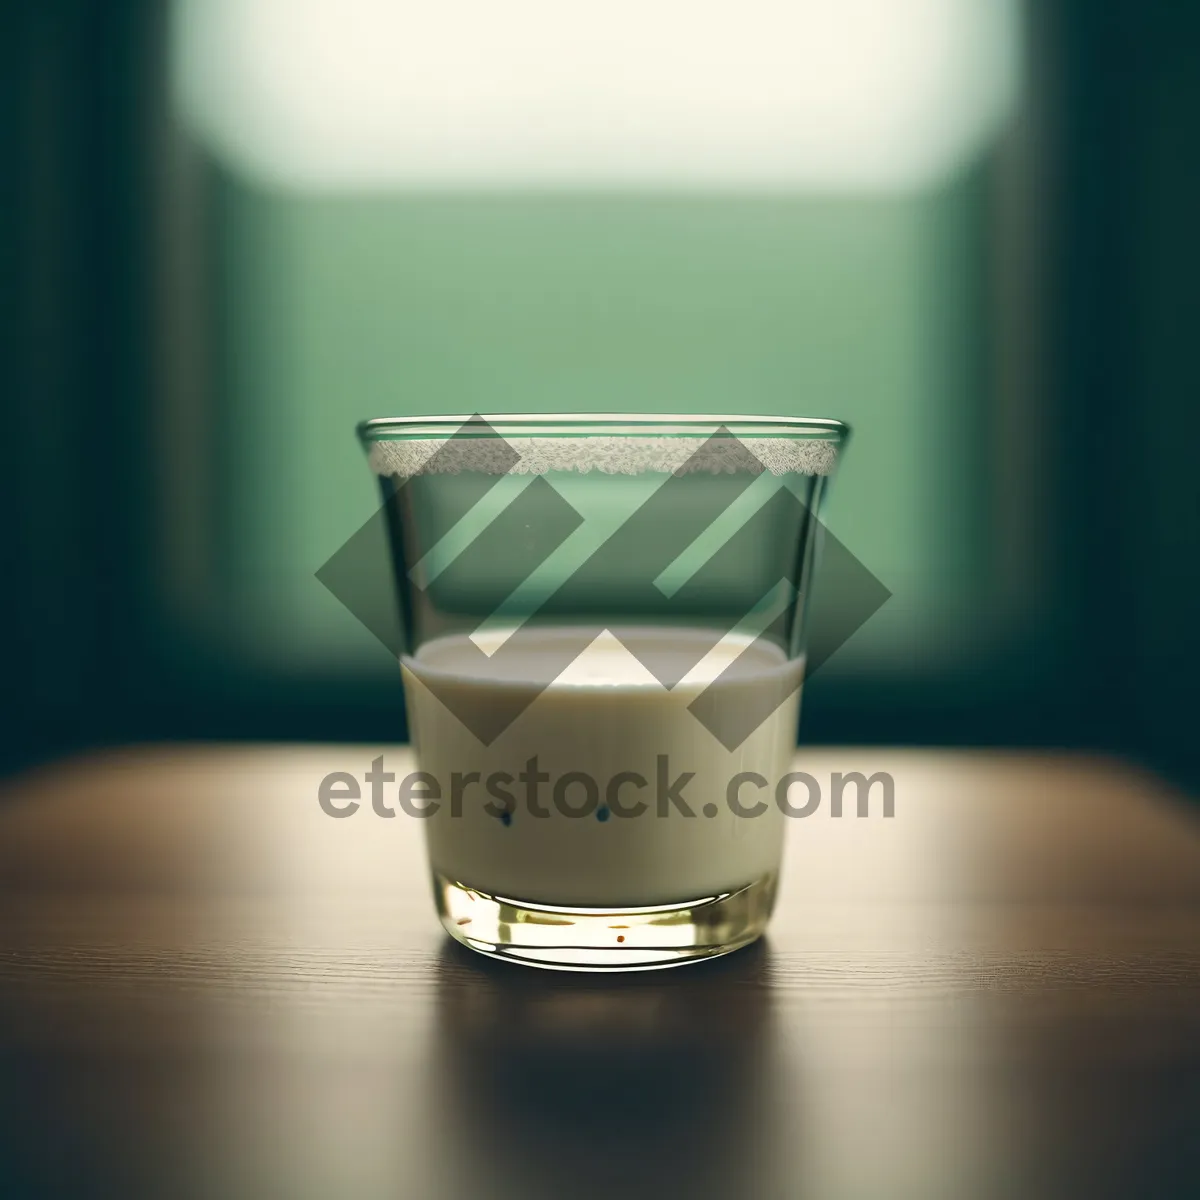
[358,414,847,970]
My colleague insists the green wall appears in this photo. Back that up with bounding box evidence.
[195,182,987,680]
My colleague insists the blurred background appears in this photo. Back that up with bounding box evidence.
[3,0,1198,791]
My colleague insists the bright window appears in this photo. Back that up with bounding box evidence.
[165,0,1026,681]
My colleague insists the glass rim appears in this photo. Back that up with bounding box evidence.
[357,412,850,443]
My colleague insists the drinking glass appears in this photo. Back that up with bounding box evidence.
[358,414,847,970]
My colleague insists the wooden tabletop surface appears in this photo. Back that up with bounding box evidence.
[1,746,1198,1199]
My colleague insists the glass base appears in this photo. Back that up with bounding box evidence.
[433,871,777,972]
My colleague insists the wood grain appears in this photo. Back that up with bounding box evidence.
[1,747,1198,1199]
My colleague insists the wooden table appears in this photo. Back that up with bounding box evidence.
[1,747,1198,1199]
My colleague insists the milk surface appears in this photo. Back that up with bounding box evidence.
[403,627,801,906]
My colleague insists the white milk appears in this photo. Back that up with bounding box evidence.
[402,627,801,907]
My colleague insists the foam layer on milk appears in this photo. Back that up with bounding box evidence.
[412,626,793,690]
[369,435,838,478]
